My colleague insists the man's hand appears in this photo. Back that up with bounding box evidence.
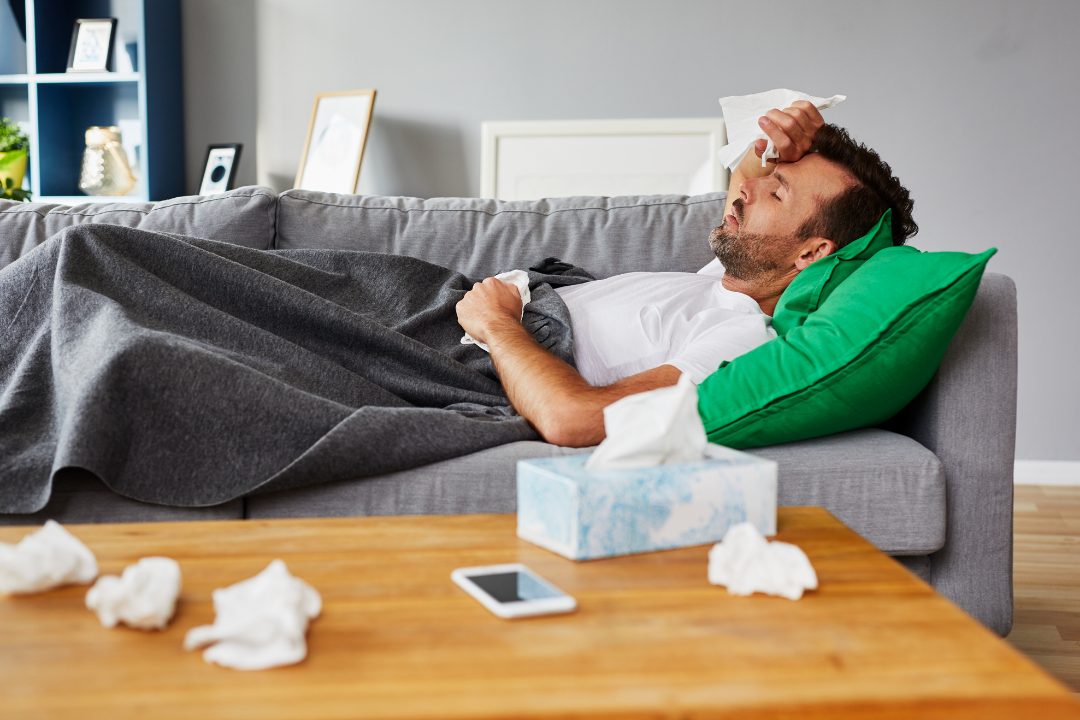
[455,277,523,345]
[753,99,825,164]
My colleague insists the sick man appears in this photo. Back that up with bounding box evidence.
[455,101,917,447]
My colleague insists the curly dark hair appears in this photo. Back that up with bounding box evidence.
[796,124,917,247]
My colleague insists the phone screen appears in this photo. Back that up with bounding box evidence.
[466,570,564,604]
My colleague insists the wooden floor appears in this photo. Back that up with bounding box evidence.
[1007,484,1080,694]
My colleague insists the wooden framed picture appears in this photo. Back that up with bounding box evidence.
[198,143,242,195]
[295,89,376,194]
[480,118,728,200]
[66,18,118,73]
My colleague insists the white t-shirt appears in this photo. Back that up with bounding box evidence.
[555,271,774,386]
[697,257,726,277]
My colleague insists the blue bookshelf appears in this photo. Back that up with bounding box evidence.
[0,0,184,202]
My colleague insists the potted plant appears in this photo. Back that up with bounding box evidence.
[0,116,31,201]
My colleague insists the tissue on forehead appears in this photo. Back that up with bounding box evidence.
[717,89,846,171]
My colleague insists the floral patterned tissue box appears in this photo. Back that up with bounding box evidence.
[516,445,777,560]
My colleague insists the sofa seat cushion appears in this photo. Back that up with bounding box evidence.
[747,429,945,555]
[245,441,584,520]
[274,190,723,279]
[0,468,244,525]
[245,428,944,556]
[0,186,276,270]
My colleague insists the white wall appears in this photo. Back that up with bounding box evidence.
[182,0,1080,461]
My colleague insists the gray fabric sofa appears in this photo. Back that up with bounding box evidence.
[0,186,1017,636]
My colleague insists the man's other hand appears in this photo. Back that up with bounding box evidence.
[755,99,825,164]
[456,277,524,345]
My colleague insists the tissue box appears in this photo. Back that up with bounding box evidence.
[516,444,777,560]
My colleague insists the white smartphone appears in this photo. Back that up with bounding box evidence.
[451,563,577,619]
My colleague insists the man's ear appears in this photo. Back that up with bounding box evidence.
[794,237,837,270]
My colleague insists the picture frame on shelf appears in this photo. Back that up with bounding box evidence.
[198,143,242,195]
[295,89,376,194]
[66,18,118,73]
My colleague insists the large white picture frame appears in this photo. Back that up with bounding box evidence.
[480,118,727,200]
[295,89,377,194]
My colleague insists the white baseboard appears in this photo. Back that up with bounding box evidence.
[1014,460,1080,486]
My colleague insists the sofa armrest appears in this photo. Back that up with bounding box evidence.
[888,272,1017,634]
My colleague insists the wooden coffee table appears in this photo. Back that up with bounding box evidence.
[2,508,1078,719]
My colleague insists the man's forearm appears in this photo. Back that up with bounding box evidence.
[483,319,597,446]
[483,320,681,447]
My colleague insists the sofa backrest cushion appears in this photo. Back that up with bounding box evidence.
[274,190,724,279]
[0,187,276,270]
[697,246,996,448]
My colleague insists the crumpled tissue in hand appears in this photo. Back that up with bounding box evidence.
[184,559,322,671]
[0,520,98,595]
[717,88,846,171]
[86,557,182,630]
[708,522,818,601]
[460,269,532,352]
[585,373,706,470]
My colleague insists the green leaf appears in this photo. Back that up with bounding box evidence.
[0,117,30,153]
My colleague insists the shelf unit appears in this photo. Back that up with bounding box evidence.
[0,0,183,203]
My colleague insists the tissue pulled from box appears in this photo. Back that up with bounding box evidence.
[184,559,321,671]
[519,444,777,560]
[460,269,531,352]
[717,89,846,170]
[586,373,706,471]
[0,520,98,595]
[708,522,817,600]
[86,557,181,630]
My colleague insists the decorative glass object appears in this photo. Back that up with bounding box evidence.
[79,125,136,196]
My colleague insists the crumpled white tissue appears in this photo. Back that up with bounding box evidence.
[184,559,322,671]
[717,89,846,170]
[0,520,98,595]
[708,522,818,601]
[461,269,532,352]
[586,373,706,470]
[85,557,181,630]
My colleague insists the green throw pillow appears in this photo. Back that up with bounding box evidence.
[697,245,996,448]
[771,209,895,336]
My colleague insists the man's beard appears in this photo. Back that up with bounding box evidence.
[708,224,792,281]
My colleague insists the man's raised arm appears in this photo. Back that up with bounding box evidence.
[455,277,681,447]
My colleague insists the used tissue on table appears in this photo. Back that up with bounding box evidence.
[517,376,776,560]
[708,522,818,600]
[717,89,846,171]
[86,557,181,630]
[460,269,531,352]
[184,559,321,671]
[0,520,98,595]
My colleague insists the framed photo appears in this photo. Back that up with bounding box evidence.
[66,18,117,73]
[199,144,243,195]
[295,89,376,194]
[480,118,728,200]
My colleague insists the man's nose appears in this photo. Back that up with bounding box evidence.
[740,174,775,204]
[740,176,758,203]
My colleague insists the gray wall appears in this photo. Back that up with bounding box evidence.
[181,0,258,190]
[182,0,1079,461]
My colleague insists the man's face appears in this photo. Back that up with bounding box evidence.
[709,153,854,281]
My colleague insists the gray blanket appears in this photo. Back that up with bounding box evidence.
[0,224,592,513]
